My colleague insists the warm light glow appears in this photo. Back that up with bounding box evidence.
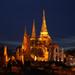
[30,38,36,40]
[22,45,24,50]
[30,46,48,61]
[4,46,7,56]
[4,46,9,64]
[5,55,8,63]
[21,55,24,64]
[11,56,15,61]
[34,56,37,61]
[41,32,48,35]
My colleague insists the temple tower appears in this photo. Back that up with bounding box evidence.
[30,20,36,40]
[22,27,29,52]
[39,10,52,45]
[40,10,48,35]
[22,27,30,61]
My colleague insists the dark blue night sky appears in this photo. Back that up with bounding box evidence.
[0,0,75,49]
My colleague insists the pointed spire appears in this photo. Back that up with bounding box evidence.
[22,25,26,49]
[40,9,48,35]
[22,25,29,52]
[22,25,27,50]
[31,19,36,39]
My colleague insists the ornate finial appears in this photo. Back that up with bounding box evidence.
[43,9,45,18]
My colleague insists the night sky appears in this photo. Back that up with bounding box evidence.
[0,0,75,49]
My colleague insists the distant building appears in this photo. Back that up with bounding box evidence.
[48,44,64,62]
[66,55,75,66]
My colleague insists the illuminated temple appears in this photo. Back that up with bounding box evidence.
[3,10,65,65]
[16,10,65,62]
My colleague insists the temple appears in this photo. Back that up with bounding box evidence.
[15,10,65,62]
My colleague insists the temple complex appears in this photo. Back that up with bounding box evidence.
[15,10,65,63]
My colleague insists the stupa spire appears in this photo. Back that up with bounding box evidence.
[31,20,36,40]
[39,10,52,44]
[22,25,27,50]
[22,25,29,52]
[40,9,48,36]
